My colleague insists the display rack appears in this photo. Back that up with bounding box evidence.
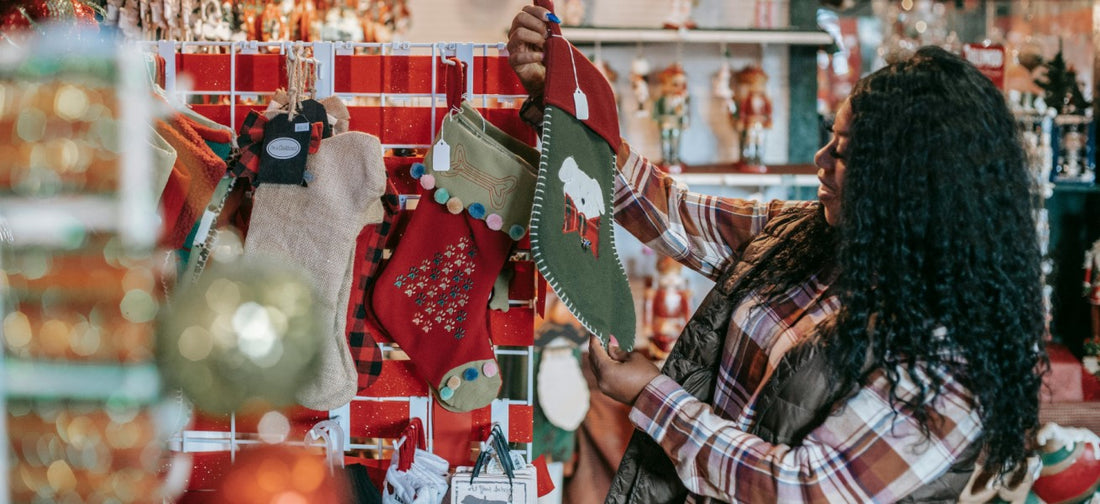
[560,26,832,45]
[148,40,541,493]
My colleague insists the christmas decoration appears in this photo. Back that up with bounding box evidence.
[733,65,772,172]
[663,0,696,30]
[1030,423,1100,504]
[157,258,322,414]
[643,255,691,361]
[346,180,403,391]
[531,0,635,350]
[652,63,690,167]
[629,55,651,118]
[371,183,510,413]
[370,97,538,411]
[1035,49,1092,115]
[209,445,351,503]
[244,130,387,411]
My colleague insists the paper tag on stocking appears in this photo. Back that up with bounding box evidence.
[573,88,589,120]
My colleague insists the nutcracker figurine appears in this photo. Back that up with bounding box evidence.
[643,255,692,361]
[733,65,772,172]
[652,63,690,167]
[663,0,696,29]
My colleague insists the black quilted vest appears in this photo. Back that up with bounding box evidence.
[605,208,978,504]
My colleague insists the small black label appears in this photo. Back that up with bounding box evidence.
[258,113,311,185]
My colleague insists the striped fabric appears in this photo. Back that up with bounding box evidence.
[612,144,982,503]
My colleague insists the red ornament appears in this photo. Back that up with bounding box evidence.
[210,445,350,503]
[71,0,98,26]
[0,6,31,31]
[1031,443,1100,504]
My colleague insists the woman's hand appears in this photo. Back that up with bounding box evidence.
[588,335,661,406]
[506,5,551,98]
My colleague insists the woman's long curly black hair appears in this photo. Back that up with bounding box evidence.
[744,46,1046,476]
[835,46,1046,475]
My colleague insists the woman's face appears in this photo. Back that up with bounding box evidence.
[814,99,851,227]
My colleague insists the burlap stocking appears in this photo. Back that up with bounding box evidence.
[244,131,386,410]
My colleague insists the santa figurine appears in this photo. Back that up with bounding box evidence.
[652,63,690,168]
[644,255,691,362]
[663,0,696,30]
[733,65,772,172]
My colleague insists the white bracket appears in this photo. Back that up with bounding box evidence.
[438,42,475,101]
[312,41,334,98]
[490,398,509,441]
[409,396,431,451]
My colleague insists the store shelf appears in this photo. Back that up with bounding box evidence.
[669,163,820,188]
[672,172,819,188]
[4,358,161,403]
[560,26,832,46]
[1051,182,1100,194]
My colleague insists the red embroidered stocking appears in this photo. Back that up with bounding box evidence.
[371,186,511,412]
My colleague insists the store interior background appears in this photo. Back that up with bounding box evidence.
[4,1,1100,502]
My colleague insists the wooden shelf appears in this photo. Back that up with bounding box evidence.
[560,26,832,46]
[665,163,819,188]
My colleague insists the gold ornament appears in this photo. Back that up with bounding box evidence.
[156,258,321,414]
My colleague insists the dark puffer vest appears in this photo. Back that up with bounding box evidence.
[605,208,978,504]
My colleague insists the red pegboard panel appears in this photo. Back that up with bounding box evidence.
[184,451,233,490]
[190,104,266,133]
[508,404,534,443]
[432,401,490,466]
[490,308,535,347]
[189,407,328,439]
[510,260,536,301]
[349,400,411,438]
[191,104,530,148]
[333,55,440,94]
[178,53,289,93]
[474,56,528,95]
[357,360,430,397]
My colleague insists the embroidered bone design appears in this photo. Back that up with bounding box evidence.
[436,144,519,209]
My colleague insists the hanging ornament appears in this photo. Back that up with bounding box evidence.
[712,50,735,120]
[629,54,650,117]
[663,0,696,29]
[561,0,585,26]
[733,65,772,172]
[537,341,589,430]
[652,63,690,167]
[156,258,323,414]
[210,445,351,503]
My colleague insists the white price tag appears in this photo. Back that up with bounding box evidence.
[432,137,451,172]
[573,87,589,120]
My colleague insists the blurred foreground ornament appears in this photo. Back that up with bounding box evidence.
[156,258,322,414]
[210,445,350,503]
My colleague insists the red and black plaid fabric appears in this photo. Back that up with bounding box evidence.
[561,193,601,258]
[345,180,402,390]
[228,110,324,182]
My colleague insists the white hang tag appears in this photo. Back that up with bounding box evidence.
[573,87,589,120]
[432,137,451,172]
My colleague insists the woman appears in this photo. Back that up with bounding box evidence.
[508,5,1046,503]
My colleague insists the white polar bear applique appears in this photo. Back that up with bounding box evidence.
[558,156,605,258]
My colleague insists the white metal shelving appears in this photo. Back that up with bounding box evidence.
[560,26,832,45]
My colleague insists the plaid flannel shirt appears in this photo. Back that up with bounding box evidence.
[612,143,982,503]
